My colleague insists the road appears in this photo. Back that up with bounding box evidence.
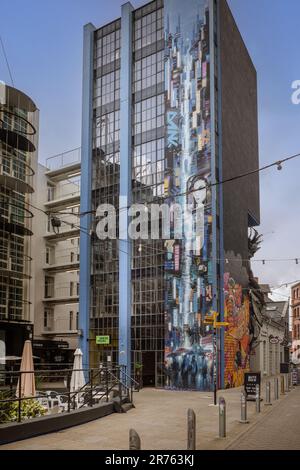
[228,386,300,450]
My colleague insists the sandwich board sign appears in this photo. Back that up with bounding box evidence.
[244,372,261,400]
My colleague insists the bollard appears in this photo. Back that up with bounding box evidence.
[280,375,285,395]
[255,384,260,413]
[285,374,289,393]
[129,429,141,450]
[288,372,292,391]
[274,377,279,400]
[187,408,196,450]
[239,391,249,424]
[265,381,272,406]
[219,397,226,438]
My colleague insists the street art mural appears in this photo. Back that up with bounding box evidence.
[164,0,214,391]
[224,273,251,388]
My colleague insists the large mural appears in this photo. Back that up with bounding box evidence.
[224,273,251,388]
[164,0,214,391]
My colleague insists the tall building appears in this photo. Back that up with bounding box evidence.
[291,282,300,365]
[32,149,81,364]
[79,0,260,390]
[0,83,38,359]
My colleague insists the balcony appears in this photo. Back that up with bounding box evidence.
[43,283,79,305]
[44,213,80,242]
[0,251,32,280]
[0,202,33,237]
[44,177,80,211]
[0,157,35,194]
[45,148,81,181]
[43,247,80,274]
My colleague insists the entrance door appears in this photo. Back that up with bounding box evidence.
[142,351,155,386]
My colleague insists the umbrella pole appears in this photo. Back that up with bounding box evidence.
[18,372,22,423]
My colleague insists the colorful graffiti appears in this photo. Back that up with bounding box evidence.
[164,0,214,391]
[224,273,251,388]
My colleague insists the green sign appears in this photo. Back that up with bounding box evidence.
[96,335,110,345]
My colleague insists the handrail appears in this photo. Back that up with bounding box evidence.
[0,365,137,424]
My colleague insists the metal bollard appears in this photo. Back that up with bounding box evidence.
[274,377,279,400]
[239,391,249,424]
[265,381,272,406]
[255,384,261,413]
[288,372,292,391]
[280,375,285,395]
[129,429,141,450]
[285,374,289,393]
[187,408,196,450]
[219,397,226,438]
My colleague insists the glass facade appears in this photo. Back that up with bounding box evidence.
[90,19,121,367]
[89,1,167,386]
[0,84,38,323]
[82,0,259,391]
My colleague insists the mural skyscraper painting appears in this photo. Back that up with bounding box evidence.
[79,0,260,391]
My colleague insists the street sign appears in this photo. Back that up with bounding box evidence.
[96,335,110,345]
[244,372,261,401]
[269,335,280,344]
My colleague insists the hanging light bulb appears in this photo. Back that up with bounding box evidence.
[225,258,229,264]
[262,260,266,265]
[277,161,283,171]
[296,259,299,265]
[138,244,142,253]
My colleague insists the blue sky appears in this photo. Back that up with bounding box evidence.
[1,0,300,293]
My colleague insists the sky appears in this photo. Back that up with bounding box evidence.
[1,0,300,299]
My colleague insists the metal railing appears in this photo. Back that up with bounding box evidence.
[46,148,81,172]
[0,365,139,424]
[46,178,80,203]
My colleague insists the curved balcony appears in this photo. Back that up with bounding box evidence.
[1,85,37,113]
[0,128,36,153]
[0,251,32,280]
[0,155,35,194]
[0,201,34,237]
[0,298,31,323]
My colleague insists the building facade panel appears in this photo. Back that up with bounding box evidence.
[80,0,260,391]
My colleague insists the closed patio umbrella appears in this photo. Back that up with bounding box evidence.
[16,340,36,398]
[70,348,85,406]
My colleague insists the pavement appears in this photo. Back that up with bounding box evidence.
[227,385,300,450]
[1,378,299,450]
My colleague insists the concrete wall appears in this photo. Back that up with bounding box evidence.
[219,0,260,388]
[220,0,260,282]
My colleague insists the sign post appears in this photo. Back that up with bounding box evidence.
[204,311,229,406]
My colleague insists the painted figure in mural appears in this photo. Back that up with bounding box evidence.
[164,0,213,392]
[224,275,251,388]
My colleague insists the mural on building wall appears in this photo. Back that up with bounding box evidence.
[164,0,214,391]
[224,273,251,388]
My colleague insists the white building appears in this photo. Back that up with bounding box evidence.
[250,287,290,378]
[32,149,81,364]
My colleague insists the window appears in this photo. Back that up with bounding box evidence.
[45,277,54,298]
[70,282,74,297]
[44,310,48,328]
[69,311,74,331]
[76,312,79,330]
[47,184,55,202]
